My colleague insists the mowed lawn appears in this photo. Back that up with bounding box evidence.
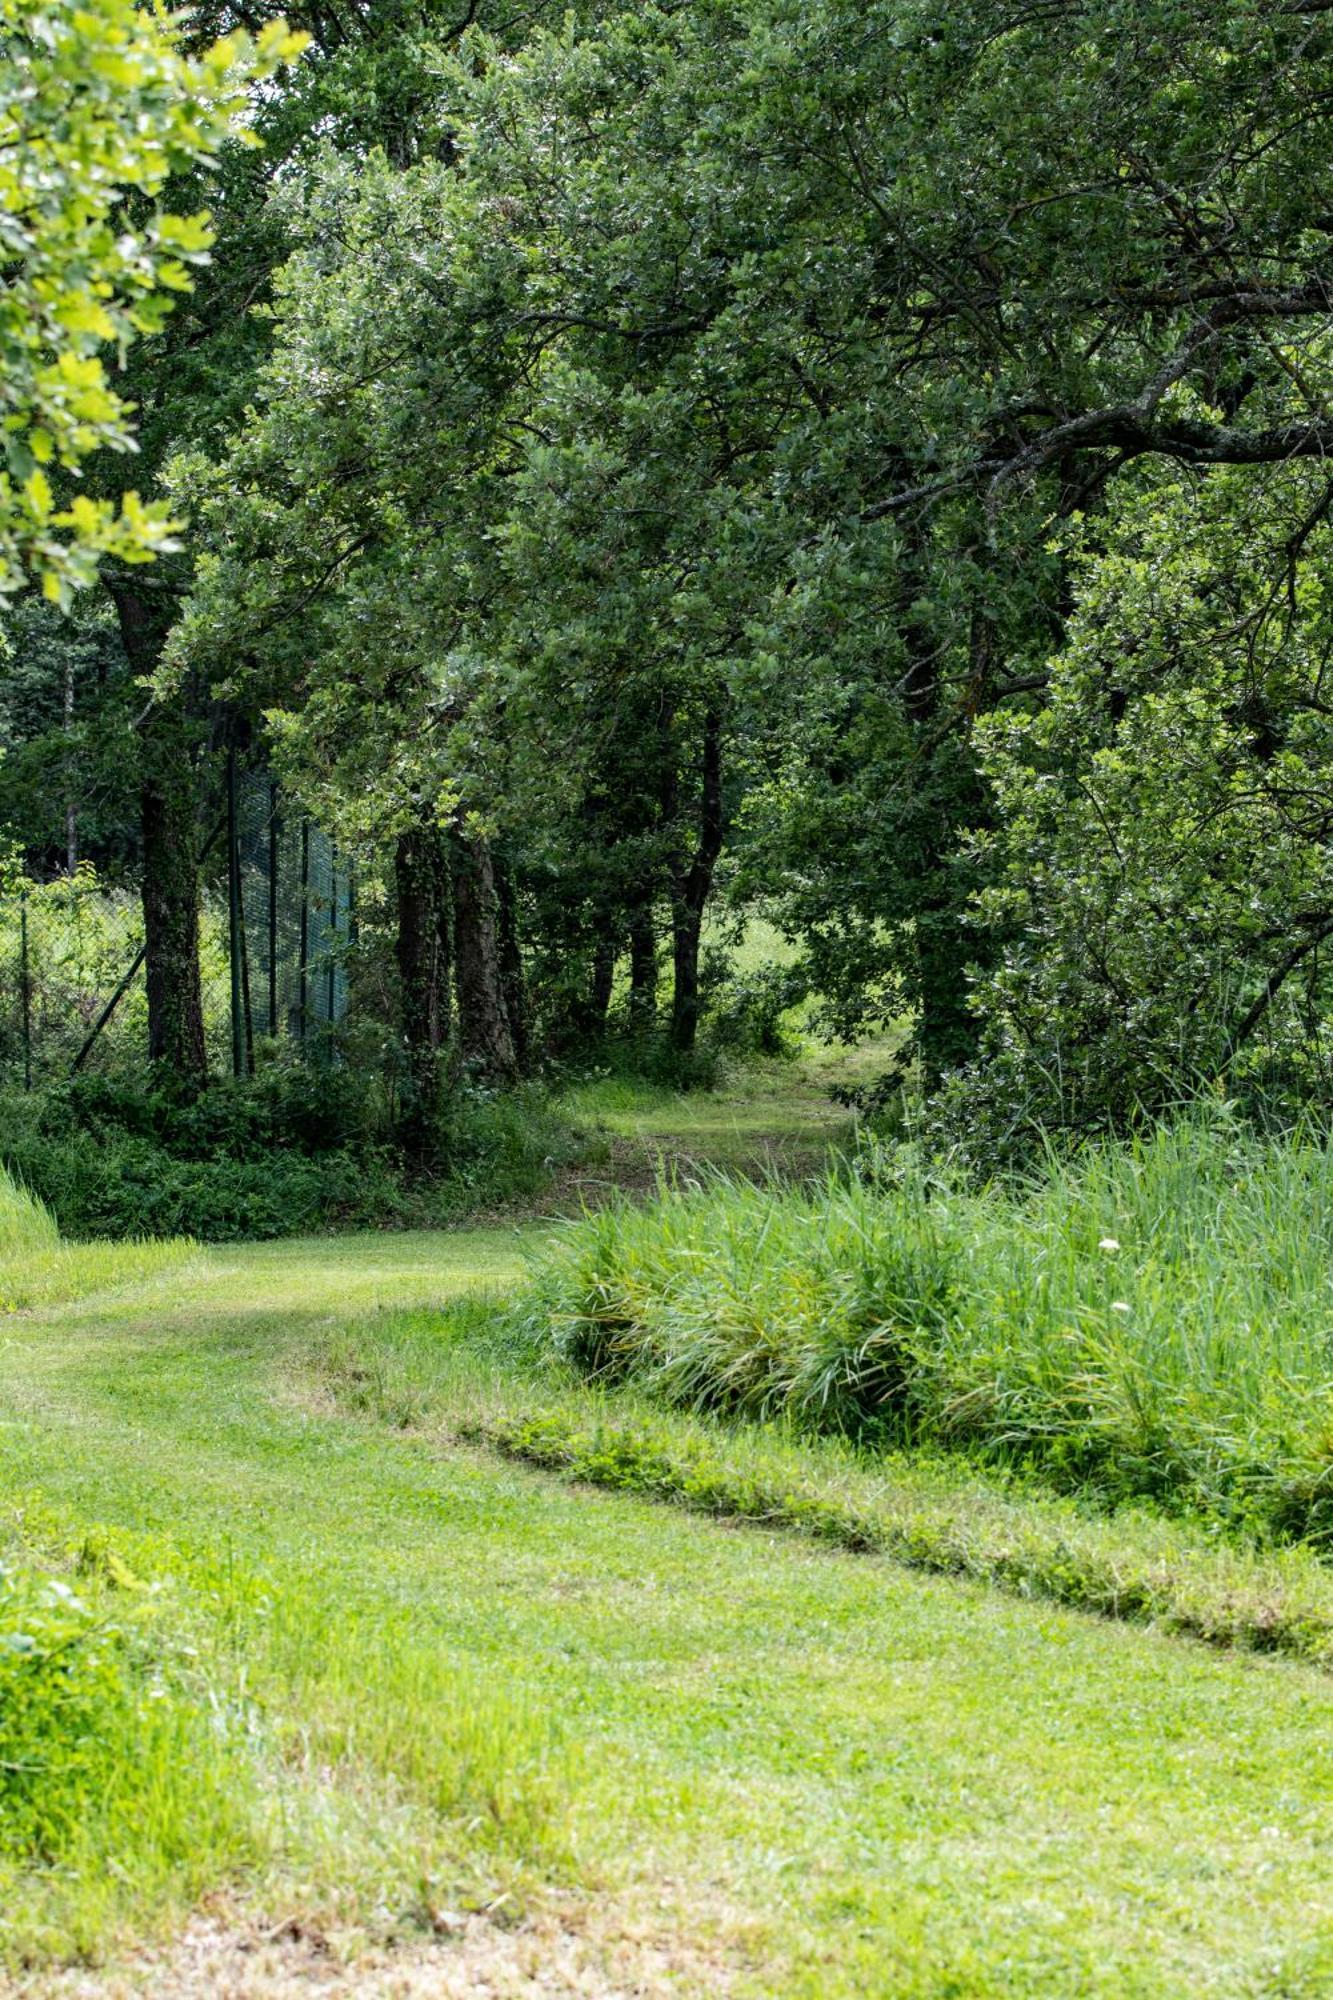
[3,1231,1333,1996]
[558,1036,896,1183]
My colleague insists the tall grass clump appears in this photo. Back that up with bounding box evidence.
[521,1112,1333,1545]
[0,1164,193,1311]
[0,1162,59,1258]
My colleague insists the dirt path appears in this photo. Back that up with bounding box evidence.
[9,1900,742,1999]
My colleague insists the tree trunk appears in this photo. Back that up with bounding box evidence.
[109,581,207,1089]
[64,655,77,875]
[451,829,518,1082]
[394,820,451,1146]
[493,855,529,1073]
[915,891,981,1081]
[669,905,703,1055]
[589,935,615,1033]
[669,707,724,1054]
[627,901,658,1030]
[901,595,984,1087]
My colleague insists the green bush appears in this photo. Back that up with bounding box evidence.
[569,1031,721,1093]
[519,1111,1333,1545]
[1,1127,404,1240]
[38,1062,377,1158]
[702,961,807,1059]
[434,1080,591,1205]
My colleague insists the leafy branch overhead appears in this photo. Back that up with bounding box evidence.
[0,0,307,603]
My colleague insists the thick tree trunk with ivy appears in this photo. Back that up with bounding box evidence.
[493,855,529,1072]
[901,596,989,1088]
[394,819,451,1147]
[668,707,724,1055]
[109,581,207,1090]
[451,829,518,1082]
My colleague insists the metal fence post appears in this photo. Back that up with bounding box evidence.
[227,745,244,1079]
[19,888,32,1091]
[297,817,310,1047]
[268,779,280,1038]
[327,847,338,1027]
[238,870,255,1077]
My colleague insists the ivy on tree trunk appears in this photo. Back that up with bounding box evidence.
[451,827,518,1083]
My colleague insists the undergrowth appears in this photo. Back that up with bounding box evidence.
[0,1069,590,1242]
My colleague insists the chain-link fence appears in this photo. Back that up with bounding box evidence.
[230,762,352,1068]
[0,761,351,1088]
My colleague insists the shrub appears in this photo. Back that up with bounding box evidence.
[39,1061,378,1158]
[702,962,807,1060]
[571,1031,721,1093]
[434,1080,592,1208]
[0,1119,406,1241]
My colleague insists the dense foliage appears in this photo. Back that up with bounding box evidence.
[0,1068,589,1239]
[8,0,1333,1183]
[0,0,305,600]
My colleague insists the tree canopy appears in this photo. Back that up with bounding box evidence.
[9,0,1333,1140]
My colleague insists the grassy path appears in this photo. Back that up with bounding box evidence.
[3,1226,1333,1995]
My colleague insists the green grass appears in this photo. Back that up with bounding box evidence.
[522,1113,1333,1545]
[561,1068,854,1175]
[0,1165,195,1310]
[557,909,904,1184]
[5,1220,1333,1992]
[465,1404,1333,1667]
[557,1038,898,1182]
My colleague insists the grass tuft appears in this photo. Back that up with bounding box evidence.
[0,1165,194,1312]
